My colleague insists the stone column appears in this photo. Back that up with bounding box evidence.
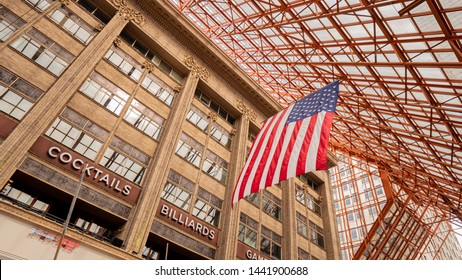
[125,54,208,256]
[281,177,298,259]
[0,1,145,189]
[216,99,254,259]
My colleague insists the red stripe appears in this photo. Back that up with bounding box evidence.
[316,112,335,170]
[296,114,318,175]
[264,125,289,187]
[249,110,288,195]
[278,120,303,182]
[236,111,282,201]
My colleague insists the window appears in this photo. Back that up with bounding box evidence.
[141,72,176,106]
[295,184,306,205]
[0,67,43,120]
[309,221,325,248]
[298,174,320,192]
[48,6,95,44]
[23,0,53,12]
[1,183,49,212]
[160,169,195,211]
[238,213,258,249]
[306,193,322,216]
[0,7,26,42]
[245,192,259,207]
[75,217,112,241]
[10,28,75,76]
[248,129,257,143]
[298,248,310,260]
[295,184,322,216]
[176,132,203,168]
[75,0,110,24]
[261,190,282,220]
[124,99,164,140]
[192,187,222,227]
[210,122,232,149]
[202,149,228,184]
[99,137,149,185]
[187,104,209,131]
[260,226,281,260]
[194,89,235,125]
[45,108,108,160]
[104,47,142,81]
[142,246,159,260]
[119,30,184,83]
[79,72,129,115]
[296,212,308,238]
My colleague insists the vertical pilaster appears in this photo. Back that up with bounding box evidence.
[282,177,298,259]
[0,2,144,189]
[216,100,253,259]
[321,170,341,259]
[125,53,208,256]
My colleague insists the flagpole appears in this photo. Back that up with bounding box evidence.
[53,163,87,260]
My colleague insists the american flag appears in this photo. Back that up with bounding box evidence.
[232,80,340,205]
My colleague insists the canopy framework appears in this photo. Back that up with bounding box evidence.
[167,0,462,258]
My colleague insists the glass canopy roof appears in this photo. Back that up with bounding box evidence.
[167,0,462,223]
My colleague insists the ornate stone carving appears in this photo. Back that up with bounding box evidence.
[113,38,122,47]
[184,53,210,81]
[236,99,257,121]
[208,112,218,122]
[142,61,156,73]
[59,0,71,5]
[94,24,105,32]
[111,0,145,26]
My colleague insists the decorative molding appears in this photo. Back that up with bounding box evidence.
[174,85,182,92]
[59,0,71,5]
[208,112,218,122]
[94,24,104,32]
[111,0,145,26]
[184,53,210,81]
[236,99,257,122]
[142,61,156,73]
[113,38,122,47]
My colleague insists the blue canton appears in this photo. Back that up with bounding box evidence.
[286,80,340,124]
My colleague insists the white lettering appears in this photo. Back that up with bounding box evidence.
[59,152,72,164]
[71,159,83,170]
[122,185,131,195]
[98,174,110,186]
[160,204,169,216]
[48,147,60,158]
[93,168,103,180]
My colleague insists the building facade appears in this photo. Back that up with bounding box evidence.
[331,151,462,260]
[0,0,340,260]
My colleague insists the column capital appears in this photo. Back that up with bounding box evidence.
[142,61,157,73]
[184,53,210,81]
[208,111,218,122]
[111,0,145,26]
[236,99,257,122]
